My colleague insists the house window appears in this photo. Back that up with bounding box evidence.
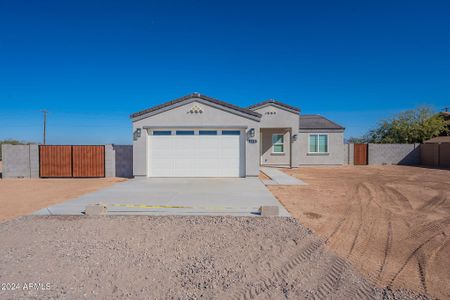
[309,134,328,153]
[153,130,171,135]
[272,134,284,153]
[222,130,240,135]
[176,130,195,135]
[199,130,217,135]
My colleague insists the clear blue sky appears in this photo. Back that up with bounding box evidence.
[1,0,449,144]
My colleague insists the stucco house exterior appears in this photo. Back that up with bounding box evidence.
[130,93,345,177]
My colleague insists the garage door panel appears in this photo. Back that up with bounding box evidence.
[149,133,242,177]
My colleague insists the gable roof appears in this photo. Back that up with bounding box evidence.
[299,114,345,130]
[130,93,262,119]
[248,99,300,113]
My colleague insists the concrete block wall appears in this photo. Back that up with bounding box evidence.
[2,144,39,178]
[343,143,354,165]
[368,143,420,165]
[113,145,133,178]
[105,144,116,177]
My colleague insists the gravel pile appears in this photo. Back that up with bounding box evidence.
[0,216,432,299]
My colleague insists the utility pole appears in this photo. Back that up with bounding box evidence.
[41,110,48,145]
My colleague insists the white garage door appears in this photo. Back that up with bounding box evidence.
[148,130,243,177]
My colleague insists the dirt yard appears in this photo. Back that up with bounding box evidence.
[0,178,123,222]
[0,216,427,299]
[269,166,450,299]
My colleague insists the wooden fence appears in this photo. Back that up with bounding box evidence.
[39,145,105,178]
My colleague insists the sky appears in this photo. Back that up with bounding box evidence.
[0,0,449,144]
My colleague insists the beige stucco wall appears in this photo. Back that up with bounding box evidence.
[298,130,345,165]
[131,98,260,177]
[260,128,290,166]
[252,104,300,166]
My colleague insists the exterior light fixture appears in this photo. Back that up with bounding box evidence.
[292,134,298,141]
[248,128,255,138]
[133,128,142,141]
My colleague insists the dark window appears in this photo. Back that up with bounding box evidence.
[176,130,195,135]
[222,130,241,135]
[199,130,217,135]
[153,130,171,136]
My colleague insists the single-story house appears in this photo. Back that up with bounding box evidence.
[130,93,345,177]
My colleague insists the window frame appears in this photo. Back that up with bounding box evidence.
[308,134,329,154]
[271,133,285,154]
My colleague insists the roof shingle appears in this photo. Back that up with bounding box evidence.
[299,114,345,130]
[130,93,261,119]
[248,99,300,112]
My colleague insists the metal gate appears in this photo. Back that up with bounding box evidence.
[39,145,105,178]
[354,144,368,165]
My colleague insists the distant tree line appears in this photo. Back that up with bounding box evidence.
[347,106,449,144]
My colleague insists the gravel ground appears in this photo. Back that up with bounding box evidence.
[0,216,431,299]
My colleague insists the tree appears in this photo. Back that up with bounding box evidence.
[364,107,449,144]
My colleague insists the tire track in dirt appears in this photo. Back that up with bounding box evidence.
[225,239,324,300]
[388,232,441,289]
[403,216,450,242]
[378,214,393,280]
[416,249,428,294]
[325,218,345,244]
[347,182,372,258]
[384,186,414,211]
[308,256,349,299]
[419,190,447,211]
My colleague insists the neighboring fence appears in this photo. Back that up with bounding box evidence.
[345,143,421,166]
[420,143,450,168]
[367,143,420,165]
[2,144,133,178]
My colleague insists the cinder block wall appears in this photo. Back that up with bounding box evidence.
[2,144,39,178]
[368,143,420,165]
[343,144,354,165]
[104,144,133,178]
[104,144,116,177]
[113,145,133,178]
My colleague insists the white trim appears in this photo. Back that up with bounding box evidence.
[249,103,299,114]
[272,133,285,154]
[308,133,329,154]
[132,98,261,122]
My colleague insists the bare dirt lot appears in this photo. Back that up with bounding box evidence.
[269,166,450,299]
[0,178,123,222]
[0,216,428,299]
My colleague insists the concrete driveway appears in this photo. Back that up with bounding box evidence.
[34,178,290,217]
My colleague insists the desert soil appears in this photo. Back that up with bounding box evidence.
[0,178,123,222]
[268,166,450,299]
[0,216,429,299]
